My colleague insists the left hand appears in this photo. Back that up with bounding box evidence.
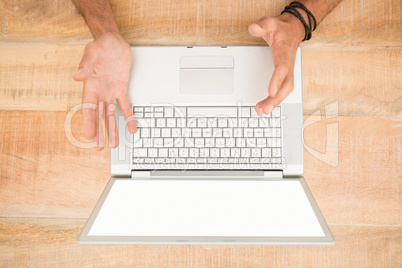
[248,13,305,115]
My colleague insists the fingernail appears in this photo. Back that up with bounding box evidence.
[77,68,83,73]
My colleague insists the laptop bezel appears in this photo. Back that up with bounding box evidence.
[78,176,334,245]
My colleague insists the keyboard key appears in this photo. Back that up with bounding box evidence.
[272,107,281,117]
[197,118,207,127]
[189,148,199,157]
[187,107,237,117]
[153,138,163,147]
[233,128,243,137]
[221,148,230,157]
[239,107,250,117]
[164,107,174,117]
[192,128,202,137]
[225,138,235,147]
[208,118,218,128]
[141,128,150,138]
[256,138,266,147]
[251,148,261,157]
[161,128,171,137]
[185,138,195,147]
[154,112,164,118]
[262,148,272,157]
[169,148,179,157]
[218,118,228,127]
[164,138,174,147]
[174,138,184,147]
[154,107,164,113]
[246,138,256,147]
[272,148,281,157]
[210,148,220,157]
[216,138,225,147]
[156,118,166,127]
[227,118,238,127]
[199,148,209,157]
[241,148,251,157]
[142,138,153,147]
[148,148,158,157]
[172,128,181,137]
[187,118,197,128]
[254,129,264,137]
[249,118,259,127]
[258,118,269,128]
[240,118,249,127]
[212,128,223,137]
[205,138,215,147]
[231,148,241,157]
[166,118,176,127]
[270,118,280,128]
[223,128,232,137]
[236,138,246,147]
[159,148,168,157]
[202,128,212,137]
[151,128,161,138]
[194,138,204,147]
[244,128,253,138]
[133,148,147,157]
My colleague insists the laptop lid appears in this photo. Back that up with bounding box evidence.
[79,176,334,245]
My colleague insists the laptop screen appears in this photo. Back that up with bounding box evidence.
[88,179,325,237]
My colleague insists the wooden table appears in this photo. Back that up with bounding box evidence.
[0,0,400,266]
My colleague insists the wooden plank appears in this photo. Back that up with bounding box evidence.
[0,111,400,225]
[0,43,401,118]
[0,0,400,46]
[0,218,400,267]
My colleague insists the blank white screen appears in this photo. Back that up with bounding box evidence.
[88,179,325,237]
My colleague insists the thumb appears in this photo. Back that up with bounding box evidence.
[248,23,265,37]
[73,44,98,81]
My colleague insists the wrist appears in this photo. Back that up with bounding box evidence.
[279,12,305,43]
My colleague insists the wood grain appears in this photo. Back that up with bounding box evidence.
[0,43,401,118]
[0,0,400,46]
[0,0,400,265]
[0,218,400,267]
[0,111,400,225]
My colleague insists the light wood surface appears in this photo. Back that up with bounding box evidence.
[0,218,401,267]
[0,0,401,266]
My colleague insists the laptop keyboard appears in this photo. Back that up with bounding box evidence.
[132,106,282,170]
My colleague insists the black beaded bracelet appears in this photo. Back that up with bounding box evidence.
[281,1,317,41]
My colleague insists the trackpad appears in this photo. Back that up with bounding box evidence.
[180,56,234,94]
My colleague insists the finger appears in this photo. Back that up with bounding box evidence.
[248,17,277,46]
[73,42,99,82]
[106,102,119,148]
[95,101,106,150]
[248,23,266,37]
[82,80,98,139]
[267,64,288,97]
[258,76,294,115]
[117,94,137,134]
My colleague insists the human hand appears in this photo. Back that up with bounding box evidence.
[248,14,305,115]
[73,31,137,150]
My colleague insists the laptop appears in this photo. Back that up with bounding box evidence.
[78,46,335,245]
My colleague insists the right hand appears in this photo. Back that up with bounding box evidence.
[73,31,137,150]
[248,14,305,115]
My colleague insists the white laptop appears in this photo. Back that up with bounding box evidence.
[78,46,335,245]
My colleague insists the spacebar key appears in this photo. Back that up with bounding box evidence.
[187,107,237,117]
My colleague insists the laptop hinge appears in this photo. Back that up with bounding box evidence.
[132,170,283,179]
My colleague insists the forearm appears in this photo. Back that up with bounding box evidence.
[71,0,119,39]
